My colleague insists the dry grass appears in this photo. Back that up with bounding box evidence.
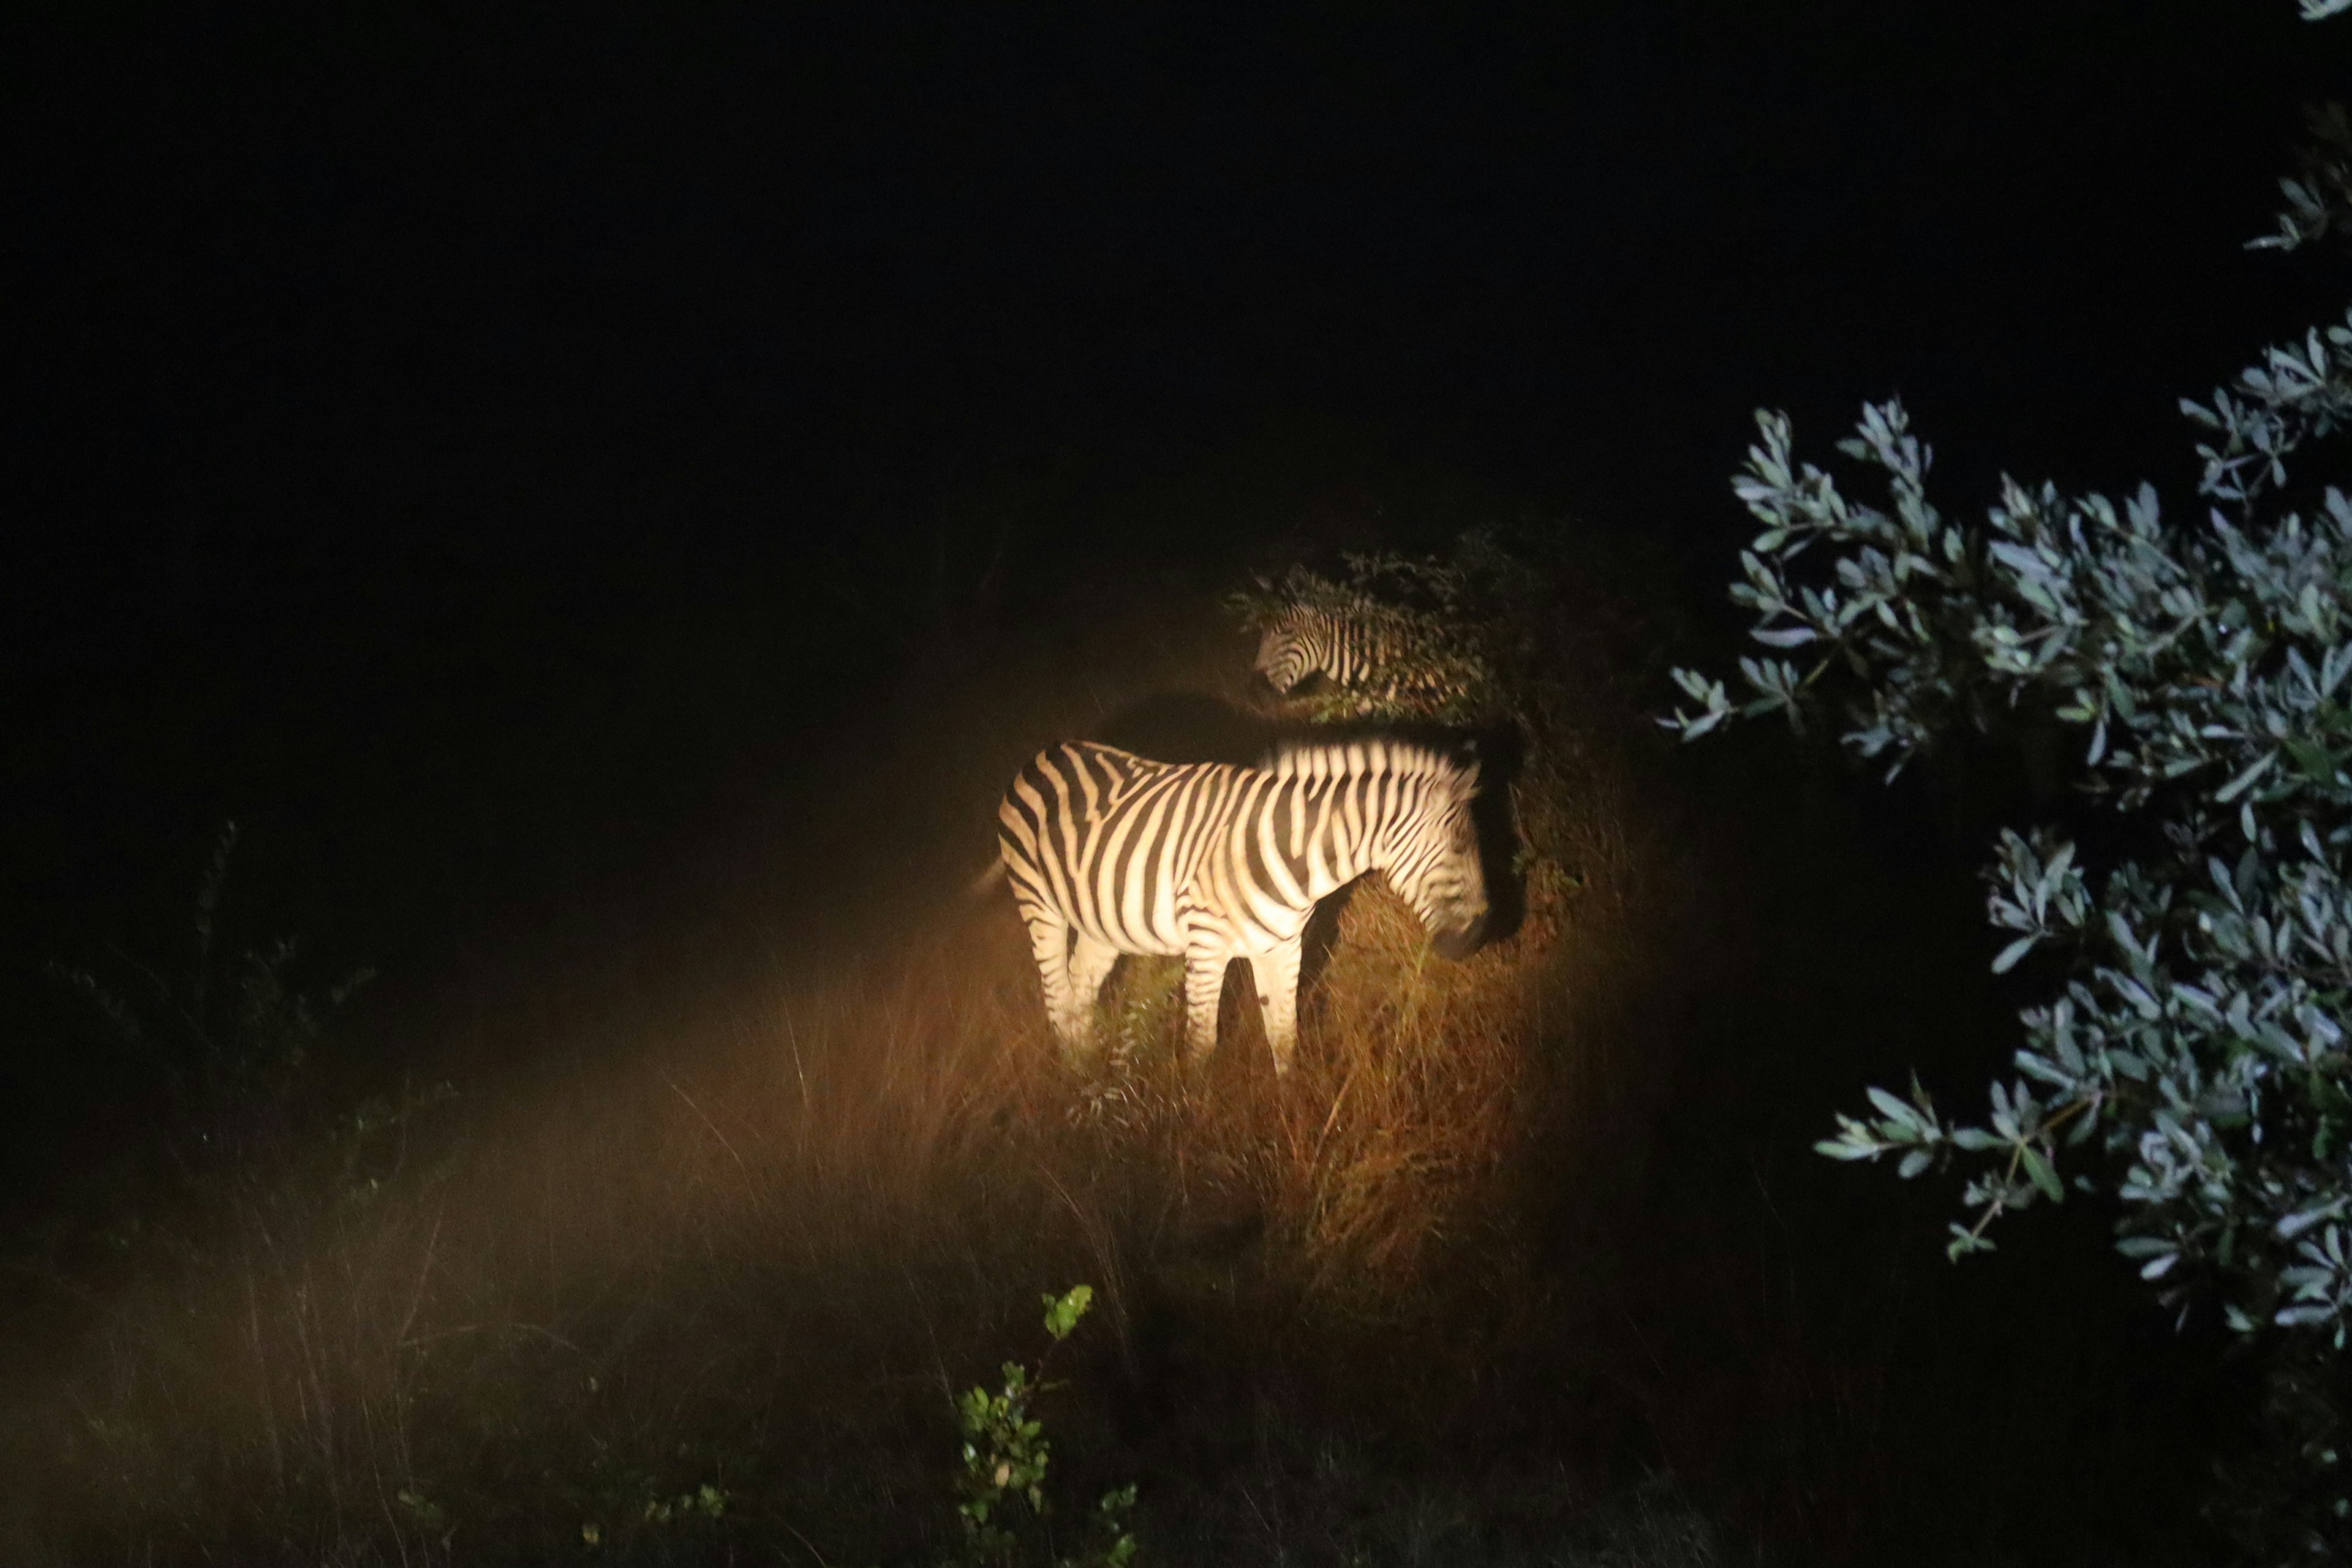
[0,556,1719,1566]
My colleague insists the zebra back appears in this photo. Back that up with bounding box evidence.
[1001,737,1483,948]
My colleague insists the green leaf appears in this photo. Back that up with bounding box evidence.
[2019,1146,2064,1204]
[1043,1284,1095,1341]
[1865,1085,1921,1132]
[2214,748,2278,805]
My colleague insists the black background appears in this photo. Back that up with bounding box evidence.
[3,1,2347,1198]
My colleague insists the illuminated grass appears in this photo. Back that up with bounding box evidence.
[1,559,1717,1566]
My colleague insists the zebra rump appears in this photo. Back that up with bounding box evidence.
[994,736,1488,1074]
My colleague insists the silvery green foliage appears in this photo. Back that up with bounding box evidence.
[2253,105,2352,254]
[1666,134,2352,1343]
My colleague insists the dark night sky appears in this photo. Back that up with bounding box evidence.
[2,4,2348,1174]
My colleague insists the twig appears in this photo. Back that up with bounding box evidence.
[666,1075,750,1176]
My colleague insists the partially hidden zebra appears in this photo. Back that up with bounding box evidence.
[1253,602,1414,695]
[1252,601,1480,718]
[994,736,1488,1075]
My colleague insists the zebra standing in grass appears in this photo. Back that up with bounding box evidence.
[995,736,1488,1075]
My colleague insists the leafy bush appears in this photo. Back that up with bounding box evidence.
[1664,8,2352,1549]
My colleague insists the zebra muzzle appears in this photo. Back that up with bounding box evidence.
[1429,913,1488,961]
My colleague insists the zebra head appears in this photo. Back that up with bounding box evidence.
[1371,746,1490,960]
[1254,608,1327,694]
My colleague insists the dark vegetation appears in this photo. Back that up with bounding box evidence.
[7,6,2345,1563]
[0,478,2264,1564]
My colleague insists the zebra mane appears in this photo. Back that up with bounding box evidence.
[1263,737,1477,791]
[1271,595,1375,627]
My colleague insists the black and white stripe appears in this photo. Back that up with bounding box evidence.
[1253,605,1414,695]
[995,736,1488,1074]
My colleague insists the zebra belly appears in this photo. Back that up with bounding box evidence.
[1067,916,1186,959]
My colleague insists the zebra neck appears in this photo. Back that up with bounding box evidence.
[1307,825,1384,899]
[1278,775,1396,897]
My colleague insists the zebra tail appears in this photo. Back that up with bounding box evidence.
[963,854,1010,902]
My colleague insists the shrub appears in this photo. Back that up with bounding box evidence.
[1664,6,2352,1550]
[950,1284,1137,1568]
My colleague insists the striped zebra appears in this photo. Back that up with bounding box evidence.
[995,736,1488,1075]
[1253,603,1414,695]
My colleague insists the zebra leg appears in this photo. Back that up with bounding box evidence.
[1065,932,1121,1059]
[1020,909,1085,1047]
[1180,943,1230,1066]
[1249,939,1305,1077]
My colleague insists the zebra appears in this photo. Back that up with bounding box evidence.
[1253,601,1411,695]
[1253,601,1482,718]
[994,736,1488,1075]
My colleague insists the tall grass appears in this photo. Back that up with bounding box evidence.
[0,532,1996,1566]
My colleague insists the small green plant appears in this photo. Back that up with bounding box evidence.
[53,824,376,1156]
[18,822,470,1557]
[578,1478,729,1550]
[39,824,454,1276]
[949,1284,1137,1568]
[1066,959,1184,1129]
